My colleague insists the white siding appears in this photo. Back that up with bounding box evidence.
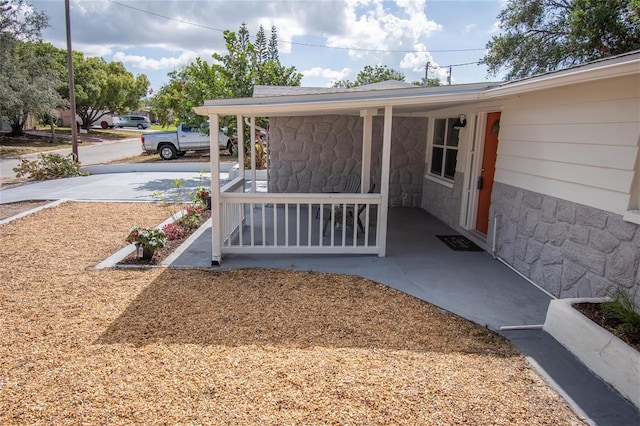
[495,74,640,214]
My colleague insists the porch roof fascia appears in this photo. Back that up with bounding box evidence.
[193,83,495,117]
[484,50,640,98]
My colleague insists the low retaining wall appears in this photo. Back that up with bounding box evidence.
[81,162,239,174]
[544,298,639,408]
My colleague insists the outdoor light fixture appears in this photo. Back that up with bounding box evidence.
[453,114,467,129]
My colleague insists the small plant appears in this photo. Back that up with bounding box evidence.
[152,178,188,222]
[162,222,185,240]
[180,204,203,229]
[13,153,86,180]
[602,287,640,336]
[194,188,210,208]
[125,226,167,249]
[191,171,211,209]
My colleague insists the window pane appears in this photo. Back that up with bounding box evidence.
[433,119,446,146]
[431,147,443,175]
[444,148,458,179]
[446,118,459,147]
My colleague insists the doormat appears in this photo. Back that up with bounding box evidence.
[436,235,483,252]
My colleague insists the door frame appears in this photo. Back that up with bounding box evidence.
[460,109,502,234]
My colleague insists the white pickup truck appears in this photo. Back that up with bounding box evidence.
[141,123,236,160]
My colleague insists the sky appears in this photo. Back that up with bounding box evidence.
[32,0,507,95]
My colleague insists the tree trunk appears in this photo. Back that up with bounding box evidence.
[9,123,24,136]
[50,122,56,142]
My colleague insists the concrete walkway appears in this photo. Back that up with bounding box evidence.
[0,167,638,425]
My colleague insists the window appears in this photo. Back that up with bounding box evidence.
[429,117,460,181]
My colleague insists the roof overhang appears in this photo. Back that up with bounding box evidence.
[194,51,640,118]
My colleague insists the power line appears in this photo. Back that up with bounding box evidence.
[106,0,486,54]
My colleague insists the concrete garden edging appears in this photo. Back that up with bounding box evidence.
[543,298,640,408]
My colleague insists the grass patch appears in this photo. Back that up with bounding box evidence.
[0,128,141,159]
[109,151,236,164]
[0,133,71,158]
[149,124,177,131]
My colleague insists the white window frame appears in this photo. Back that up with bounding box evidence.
[426,116,460,185]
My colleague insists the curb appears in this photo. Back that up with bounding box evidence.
[81,162,238,175]
[543,297,640,408]
[0,199,69,226]
[162,219,212,266]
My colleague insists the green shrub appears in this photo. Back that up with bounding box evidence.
[603,288,640,335]
[13,153,87,180]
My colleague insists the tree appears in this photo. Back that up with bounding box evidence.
[39,49,149,129]
[482,0,640,80]
[412,77,442,87]
[0,1,65,135]
[333,65,405,88]
[152,23,302,129]
[150,58,224,126]
[70,56,149,129]
[0,0,47,41]
[268,25,279,61]
[255,25,267,65]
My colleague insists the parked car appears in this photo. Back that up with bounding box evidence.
[97,114,119,129]
[117,115,151,129]
[141,123,236,160]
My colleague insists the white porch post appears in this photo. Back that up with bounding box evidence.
[250,116,256,192]
[378,105,393,257]
[360,109,375,193]
[236,114,244,177]
[210,113,222,265]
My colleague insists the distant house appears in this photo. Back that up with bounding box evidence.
[195,51,640,305]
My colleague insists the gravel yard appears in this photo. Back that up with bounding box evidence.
[0,202,584,425]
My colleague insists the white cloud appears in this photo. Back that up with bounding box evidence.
[489,20,502,34]
[325,0,443,58]
[398,44,448,81]
[73,43,114,58]
[112,51,202,71]
[304,67,352,80]
[399,44,434,71]
[464,24,477,33]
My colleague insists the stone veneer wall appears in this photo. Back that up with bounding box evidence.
[491,182,640,306]
[420,173,465,229]
[268,115,426,208]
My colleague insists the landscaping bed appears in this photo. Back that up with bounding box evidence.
[118,209,211,266]
[0,202,584,424]
[574,302,640,351]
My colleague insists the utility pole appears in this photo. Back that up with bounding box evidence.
[65,0,78,162]
[425,62,430,82]
[447,65,452,85]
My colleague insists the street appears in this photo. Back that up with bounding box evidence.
[0,137,142,179]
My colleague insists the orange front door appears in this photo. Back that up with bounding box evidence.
[476,112,501,234]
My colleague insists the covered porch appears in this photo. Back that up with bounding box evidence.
[194,84,494,265]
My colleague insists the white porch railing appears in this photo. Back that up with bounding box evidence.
[218,177,382,254]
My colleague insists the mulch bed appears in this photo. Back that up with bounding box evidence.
[0,200,52,220]
[573,302,640,351]
[0,201,585,425]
